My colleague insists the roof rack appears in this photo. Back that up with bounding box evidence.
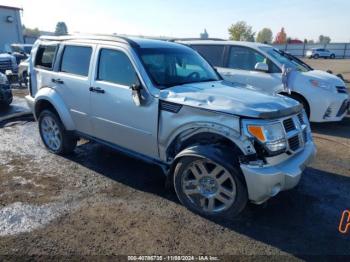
[168,38,226,42]
[39,34,140,48]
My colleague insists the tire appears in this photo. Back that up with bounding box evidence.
[290,94,310,119]
[38,110,77,155]
[20,71,28,87]
[173,151,248,218]
[330,54,335,59]
[313,54,319,59]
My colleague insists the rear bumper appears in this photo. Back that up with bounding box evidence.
[240,142,316,204]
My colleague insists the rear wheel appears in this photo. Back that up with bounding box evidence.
[313,54,319,59]
[330,54,335,59]
[38,110,77,155]
[174,154,248,218]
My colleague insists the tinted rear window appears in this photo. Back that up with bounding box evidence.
[191,45,225,67]
[60,45,92,76]
[35,45,57,70]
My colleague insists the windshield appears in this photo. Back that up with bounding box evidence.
[138,47,220,88]
[261,47,312,72]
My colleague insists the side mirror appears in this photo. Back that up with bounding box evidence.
[255,62,269,72]
[130,76,143,106]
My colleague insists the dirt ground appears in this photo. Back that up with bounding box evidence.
[0,61,349,260]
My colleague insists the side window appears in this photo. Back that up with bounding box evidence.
[60,45,92,76]
[97,49,137,86]
[228,46,266,71]
[35,45,57,70]
[191,45,225,67]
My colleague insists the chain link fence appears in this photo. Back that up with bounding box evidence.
[272,43,350,58]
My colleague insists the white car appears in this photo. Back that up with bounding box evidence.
[306,48,335,59]
[179,40,349,123]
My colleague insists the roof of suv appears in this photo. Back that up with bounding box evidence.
[176,39,272,49]
[39,35,187,49]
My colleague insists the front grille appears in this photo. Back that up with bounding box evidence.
[297,113,305,125]
[336,86,348,94]
[337,100,350,117]
[283,118,295,132]
[288,135,300,151]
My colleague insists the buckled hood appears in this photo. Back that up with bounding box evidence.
[160,80,302,119]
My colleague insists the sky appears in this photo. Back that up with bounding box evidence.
[2,0,350,42]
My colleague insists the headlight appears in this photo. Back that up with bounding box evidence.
[0,73,8,85]
[309,79,333,92]
[247,123,287,153]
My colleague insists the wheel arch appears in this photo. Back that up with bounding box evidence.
[34,88,75,130]
[280,91,310,117]
[164,129,253,188]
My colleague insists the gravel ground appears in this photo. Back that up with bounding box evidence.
[0,107,349,259]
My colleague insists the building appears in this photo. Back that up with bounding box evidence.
[0,5,24,52]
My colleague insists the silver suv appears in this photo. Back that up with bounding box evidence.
[26,35,316,217]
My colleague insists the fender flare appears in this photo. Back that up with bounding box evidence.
[34,87,76,130]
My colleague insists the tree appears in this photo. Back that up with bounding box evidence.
[55,22,68,36]
[23,25,40,38]
[274,27,287,44]
[200,29,209,39]
[318,35,331,44]
[256,28,273,44]
[228,21,255,42]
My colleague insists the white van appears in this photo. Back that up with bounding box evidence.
[179,40,349,123]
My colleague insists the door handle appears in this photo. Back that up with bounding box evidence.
[89,87,105,94]
[52,78,64,84]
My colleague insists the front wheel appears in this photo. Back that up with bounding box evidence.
[38,110,77,155]
[330,54,335,59]
[173,155,248,218]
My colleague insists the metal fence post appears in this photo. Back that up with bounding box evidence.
[344,43,348,59]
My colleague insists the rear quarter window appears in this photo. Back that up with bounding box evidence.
[60,45,92,76]
[35,45,58,70]
[190,45,225,67]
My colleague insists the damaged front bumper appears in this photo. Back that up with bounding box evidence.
[240,142,316,204]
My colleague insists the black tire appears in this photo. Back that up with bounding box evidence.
[290,94,310,119]
[173,151,248,218]
[330,54,335,59]
[20,71,28,87]
[313,54,319,59]
[38,110,77,155]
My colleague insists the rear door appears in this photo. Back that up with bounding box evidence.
[89,45,159,158]
[190,44,225,67]
[219,46,282,94]
[51,44,95,135]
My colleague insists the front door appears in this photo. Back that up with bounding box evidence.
[90,45,159,158]
[218,46,283,94]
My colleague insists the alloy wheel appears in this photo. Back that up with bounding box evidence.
[181,159,236,213]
